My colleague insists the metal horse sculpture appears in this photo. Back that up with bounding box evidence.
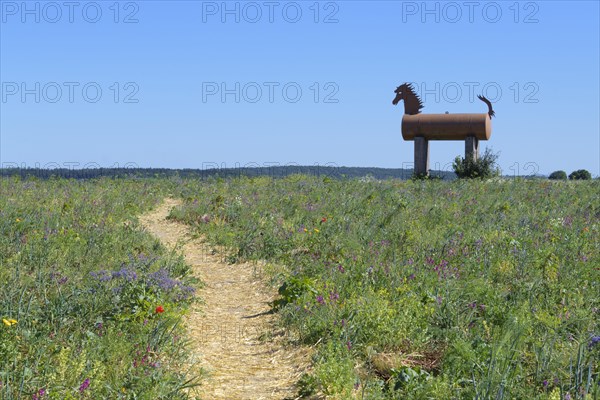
[392,83,495,175]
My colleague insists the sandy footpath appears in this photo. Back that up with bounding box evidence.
[138,198,310,400]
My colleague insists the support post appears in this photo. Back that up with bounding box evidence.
[465,136,479,162]
[414,136,429,176]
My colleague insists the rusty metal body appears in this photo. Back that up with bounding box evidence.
[402,113,491,141]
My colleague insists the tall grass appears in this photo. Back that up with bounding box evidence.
[172,176,599,399]
[0,177,199,399]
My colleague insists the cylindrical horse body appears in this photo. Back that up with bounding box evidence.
[402,113,492,141]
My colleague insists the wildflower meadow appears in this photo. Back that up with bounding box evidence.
[0,177,198,399]
[1,174,598,399]
[171,176,599,399]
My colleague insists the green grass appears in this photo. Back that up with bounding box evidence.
[171,175,599,399]
[0,177,200,399]
[2,175,597,399]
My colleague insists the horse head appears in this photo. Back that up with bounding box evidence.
[392,84,406,105]
[392,83,423,114]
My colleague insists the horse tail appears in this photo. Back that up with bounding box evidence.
[477,95,495,118]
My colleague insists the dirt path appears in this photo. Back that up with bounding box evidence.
[138,198,310,400]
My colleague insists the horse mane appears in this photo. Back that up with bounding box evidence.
[401,83,424,115]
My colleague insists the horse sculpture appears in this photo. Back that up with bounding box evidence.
[392,83,495,176]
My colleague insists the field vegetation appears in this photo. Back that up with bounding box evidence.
[0,177,199,399]
[171,176,599,399]
[1,175,598,399]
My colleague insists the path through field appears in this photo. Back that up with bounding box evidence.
[138,198,310,400]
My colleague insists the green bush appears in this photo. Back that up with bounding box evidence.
[548,170,568,180]
[452,148,500,179]
[569,169,592,180]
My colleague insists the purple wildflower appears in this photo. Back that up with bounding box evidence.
[346,341,352,350]
[78,378,90,393]
[337,265,345,273]
[90,270,112,282]
[50,271,69,285]
[175,284,196,301]
[146,268,178,290]
[112,266,137,282]
[589,335,600,349]
[329,291,339,302]
[316,295,325,305]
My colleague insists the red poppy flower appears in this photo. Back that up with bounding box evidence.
[321,217,327,223]
[155,305,164,314]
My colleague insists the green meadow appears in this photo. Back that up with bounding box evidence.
[0,177,198,399]
[171,176,599,399]
[1,175,598,399]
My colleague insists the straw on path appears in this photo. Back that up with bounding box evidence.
[138,198,311,400]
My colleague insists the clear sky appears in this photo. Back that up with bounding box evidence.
[1,0,599,177]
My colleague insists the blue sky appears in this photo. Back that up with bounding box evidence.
[1,0,599,176]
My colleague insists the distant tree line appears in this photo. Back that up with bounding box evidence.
[0,166,457,181]
[1,166,594,181]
